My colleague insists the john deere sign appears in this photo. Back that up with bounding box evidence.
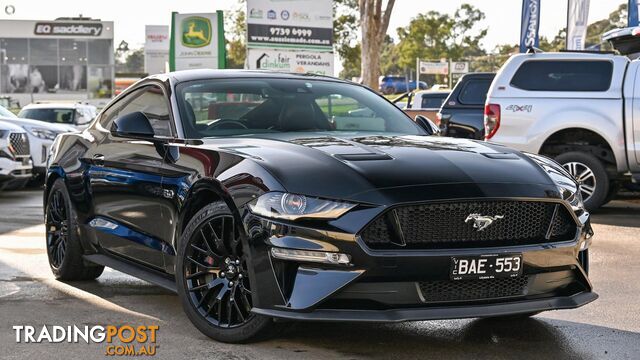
[181,16,211,48]
[170,11,225,71]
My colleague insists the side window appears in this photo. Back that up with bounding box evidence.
[458,80,492,105]
[100,85,172,136]
[510,60,613,92]
[420,95,447,109]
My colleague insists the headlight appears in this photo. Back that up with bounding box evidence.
[525,153,584,211]
[24,126,58,140]
[249,192,356,220]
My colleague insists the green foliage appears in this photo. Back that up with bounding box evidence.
[585,3,626,50]
[225,2,247,69]
[334,0,360,78]
[116,48,144,74]
[394,4,488,70]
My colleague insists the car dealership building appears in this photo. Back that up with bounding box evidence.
[0,17,114,106]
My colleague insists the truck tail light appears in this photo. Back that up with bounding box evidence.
[484,103,501,140]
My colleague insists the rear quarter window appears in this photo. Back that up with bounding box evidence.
[510,60,613,92]
[420,94,447,109]
[457,79,492,105]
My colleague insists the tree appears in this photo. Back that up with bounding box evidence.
[585,3,626,50]
[225,2,247,69]
[394,4,487,70]
[334,0,361,78]
[115,48,144,74]
[359,0,396,89]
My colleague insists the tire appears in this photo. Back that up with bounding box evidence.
[176,202,277,343]
[554,152,609,212]
[45,178,104,280]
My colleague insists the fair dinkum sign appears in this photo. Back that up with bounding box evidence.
[247,48,334,75]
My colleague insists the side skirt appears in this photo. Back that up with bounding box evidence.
[84,253,177,293]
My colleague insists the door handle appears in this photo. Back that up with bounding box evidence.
[92,154,105,165]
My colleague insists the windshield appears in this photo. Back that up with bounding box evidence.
[176,78,424,138]
[0,105,17,118]
[19,108,75,124]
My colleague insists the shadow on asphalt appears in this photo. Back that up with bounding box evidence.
[590,198,640,228]
[0,190,44,235]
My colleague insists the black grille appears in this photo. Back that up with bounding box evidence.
[418,276,529,302]
[361,200,577,249]
[9,132,29,157]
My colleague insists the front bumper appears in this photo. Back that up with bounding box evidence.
[253,291,597,322]
[243,198,594,322]
[0,157,32,178]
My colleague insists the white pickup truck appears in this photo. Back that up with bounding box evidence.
[485,51,640,210]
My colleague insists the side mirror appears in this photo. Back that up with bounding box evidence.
[415,115,441,136]
[111,111,155,139]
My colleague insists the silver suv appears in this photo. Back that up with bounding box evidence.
[485,52,639,210]
[0,120,32,190]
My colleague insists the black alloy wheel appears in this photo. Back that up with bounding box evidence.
[184,214,253,328]
[46,188,68,269]
[45,178,104,280]
[176,202,276,343]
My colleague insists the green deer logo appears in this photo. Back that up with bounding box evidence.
[181,16,211,48]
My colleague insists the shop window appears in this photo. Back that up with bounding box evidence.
[0,38,28,64]
[88,66,113,98]
[60,40,87,65]
[88,40,113,65]
[28,65,58,93]
[30,39,58,65]
[60,65,87,92]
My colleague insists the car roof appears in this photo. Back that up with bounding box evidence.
[21,103,96,110]
[415,90,451,96]
[161,69,351,84]
[508,52,624,61]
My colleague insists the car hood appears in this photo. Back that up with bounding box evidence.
[0,119,27,132]
[199,133,559,204]
[1,116,76,133]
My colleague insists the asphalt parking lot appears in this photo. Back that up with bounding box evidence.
[0,189,639,359]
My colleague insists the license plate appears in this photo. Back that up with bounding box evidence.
[450,254,522,280]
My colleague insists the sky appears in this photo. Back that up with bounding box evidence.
[0,0,625,50]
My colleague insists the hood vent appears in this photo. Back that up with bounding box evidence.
[335,153,393,161]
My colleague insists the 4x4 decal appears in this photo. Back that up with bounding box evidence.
[505,105,533,112]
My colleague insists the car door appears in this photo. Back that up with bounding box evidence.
[85,83,175,269]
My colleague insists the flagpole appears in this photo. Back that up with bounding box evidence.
[566,0,570,50]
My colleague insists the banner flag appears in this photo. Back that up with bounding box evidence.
[520,0,541,53]
[629,0,639,27]
[567,0,590,50]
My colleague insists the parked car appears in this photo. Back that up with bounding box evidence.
[46,70,594,343]
[0,105,75,180]
[18,103,97,130]
[485,51,640,210]
[394,90,450,123]
[0,119,32,190]
[379,76,427,94]
[437,73,495,139]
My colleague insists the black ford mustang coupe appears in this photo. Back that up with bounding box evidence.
[45,70,595,343]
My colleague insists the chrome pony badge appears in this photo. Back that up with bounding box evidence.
[465,214,504,231]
